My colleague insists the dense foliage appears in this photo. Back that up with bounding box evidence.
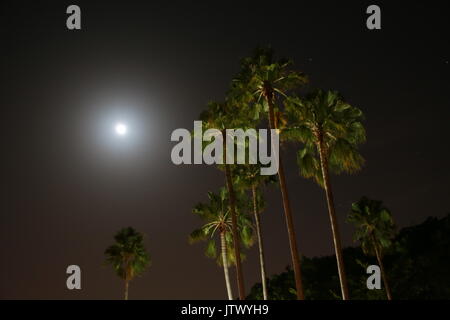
[247,214,450,300]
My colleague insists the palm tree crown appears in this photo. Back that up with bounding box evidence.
[348,196,395,256]
[232,47,307,113]
[190,189,254,264]
[286,89,366,185]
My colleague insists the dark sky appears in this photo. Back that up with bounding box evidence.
[1,1,449,299]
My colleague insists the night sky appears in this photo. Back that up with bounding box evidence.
[1,1,449,299]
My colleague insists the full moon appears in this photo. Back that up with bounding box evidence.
[115,123,127,136]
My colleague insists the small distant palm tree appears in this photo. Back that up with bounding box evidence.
[104,227,150,300]
[189,188,253,300]
[348,196,395,300]
[285,89,366,300]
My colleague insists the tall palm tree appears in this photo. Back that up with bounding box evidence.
[189,188,254,299]
[231,47,308,299]
[104,227,150,300]
[233,164,276,300]
[285,89,366,300]
[199,101,255,299]
[348,196,395,300]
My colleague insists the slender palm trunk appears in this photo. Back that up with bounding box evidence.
[223,130,246,300]
[372,237,392,300]
[264,86,304,300]
[317,137,349,300]
[251,185,268,300]
[220,231,234,300]
[124,280,129,300]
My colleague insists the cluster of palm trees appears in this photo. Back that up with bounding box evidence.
[101,47,396,301]
[189,47,395,300]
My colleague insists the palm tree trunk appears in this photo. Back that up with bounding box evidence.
[372,237,392,300]
[223,130,246,300]
[220,231,234,300]
[251,185,268,300]
[317,137,349,300]
[124,280,129,300]
[264,87,304,300]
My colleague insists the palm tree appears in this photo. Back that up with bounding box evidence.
[189,188,254,299]
[285,89,366,300]
[233,164,276,300]
[348,196,395,300]
[104,227,150,300]
[231,47,308,299]
[199,101,255,299]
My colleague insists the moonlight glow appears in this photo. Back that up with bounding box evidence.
[115,123,128,136]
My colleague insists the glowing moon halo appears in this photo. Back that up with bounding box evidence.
[115,123,128,136]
